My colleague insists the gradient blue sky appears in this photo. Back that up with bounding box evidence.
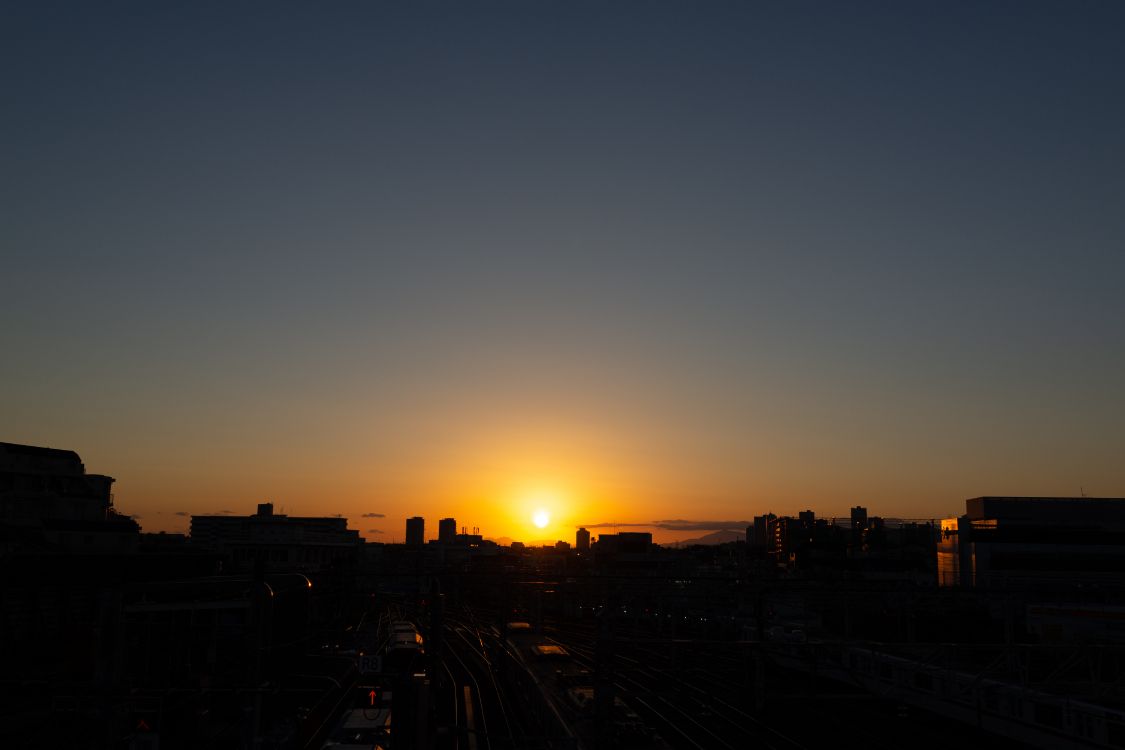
[3,2,1124,542]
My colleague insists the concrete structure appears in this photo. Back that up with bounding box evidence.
[406,516,425,547]
[749,514,776,550]
[938,496,1125,588]
[190,502,362,572]
[772,516,798,561]
[575,526,590,552]
[594,531,651,554]
[453,532,483,546]
[771,639,1125,750]
[0,441,139,554]
[438,517,456,544]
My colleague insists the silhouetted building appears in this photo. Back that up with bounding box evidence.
[576,526,590,552]
[851,505,868,547]
[799,509,815,527]
[114,572,339,748]
[868,515,886,550]
[749,514,776,550]
[139,531,189,551]
[190,502,362,571]
[406,516,425,547]
[0,441,139,555]
[938,496,1125,588]
[439,517,456,544]
[454,532,484,546]
[773,516,797,562]
[595,532,651,554]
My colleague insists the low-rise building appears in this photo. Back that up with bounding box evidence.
[938,496,1125,588]
[190,502,362,572]
[0,441,139,554]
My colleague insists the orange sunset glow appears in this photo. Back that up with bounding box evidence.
[6,4,1125,747]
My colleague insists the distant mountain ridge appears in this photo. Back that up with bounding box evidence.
[486,530,749,548]
[486,536,560,547]
[669,529,743,546]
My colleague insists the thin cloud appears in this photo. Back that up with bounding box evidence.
[653,519,752,531]
[217,510,234,515]
[362,512,385,518]
[174,511,190,517]
[577,520,752,531]
[366,529,385,534]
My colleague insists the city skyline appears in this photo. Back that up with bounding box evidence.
[5,4,1125,747]
[7,445,1124,748]
[0,436,1095,545]
[4,2,1125,544]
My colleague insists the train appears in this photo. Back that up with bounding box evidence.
[495,621,667,749]
[769,640,1125,749]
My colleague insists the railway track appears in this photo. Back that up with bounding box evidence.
[546,627,807,750]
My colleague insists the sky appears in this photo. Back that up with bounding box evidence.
[3,1,1124,544]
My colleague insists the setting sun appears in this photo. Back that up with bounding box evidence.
[512,485,573,538]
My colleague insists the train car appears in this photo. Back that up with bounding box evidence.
[496,622,666,749]
[320,690,392,750]
[383,628,424,675]
[494,621,580,747]
[390,620,416,635]
[770,641,1125,749]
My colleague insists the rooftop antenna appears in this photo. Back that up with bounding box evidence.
[1081,485,1087,498]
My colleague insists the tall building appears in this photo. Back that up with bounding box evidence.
[576,527,590,552]
[750,514,776,550]
[850,505,868,548]
[406,516,425,547]
[438,517,456,544]
[773,517,795,560]
[850,506,868,532]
